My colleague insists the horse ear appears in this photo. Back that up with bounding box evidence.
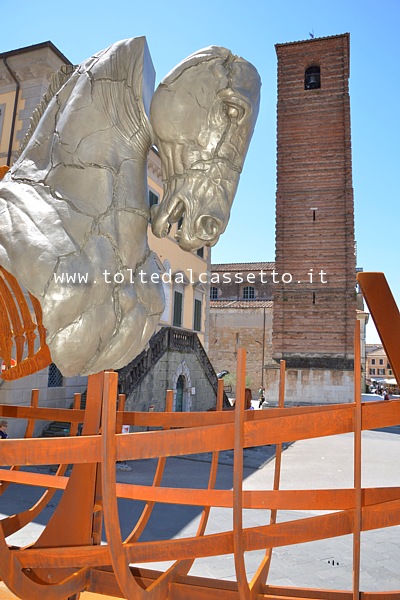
[218,90,252,125]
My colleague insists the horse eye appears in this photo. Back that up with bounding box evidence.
[226,105,239,118]
[225,103,245,122]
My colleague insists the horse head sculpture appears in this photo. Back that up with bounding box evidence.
[150,46,261,252]
[0,37,260,377]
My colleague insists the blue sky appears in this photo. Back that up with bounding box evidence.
[2,0,399,343]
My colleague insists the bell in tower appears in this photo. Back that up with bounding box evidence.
[304,65,321,89]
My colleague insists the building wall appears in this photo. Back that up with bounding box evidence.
[0,43,71,165]
[0,369,87,438]
[208,303,273,396]
[208,263,275,396]
[273,34,356,368]
[0,91,19,159]
[264,365,354,405]
[209,263,275,302]
[366,346,394,381]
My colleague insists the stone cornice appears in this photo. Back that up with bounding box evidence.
[0,46,70,87]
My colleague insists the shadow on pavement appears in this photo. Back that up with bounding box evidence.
[0,443,290,545]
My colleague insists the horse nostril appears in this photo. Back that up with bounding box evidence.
[196,215,221,241]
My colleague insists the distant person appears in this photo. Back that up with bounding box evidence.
[0,420,8,439]
[258,387,265,409]
[245,388,254,410]
[384,392,390,401]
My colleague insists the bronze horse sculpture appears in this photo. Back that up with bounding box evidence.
[0,37,260,377]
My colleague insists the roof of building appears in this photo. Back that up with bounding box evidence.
[211,262,275,272]
[366,346,386,357]
[0,41,71,65]
[210,300,273,309]
[275,32,349,49]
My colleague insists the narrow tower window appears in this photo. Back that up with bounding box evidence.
[305,66,321,90]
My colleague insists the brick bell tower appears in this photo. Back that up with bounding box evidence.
[268,33,356,404]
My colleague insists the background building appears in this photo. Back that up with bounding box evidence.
[366,345,398,393]
[266,33,357,404]
[0,42,71,166]
[208,259,368,402]
[209,34,368,405]
[208,263,274,396]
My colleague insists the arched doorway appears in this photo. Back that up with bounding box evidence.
[172,361,192,412]
[175,374,185,412]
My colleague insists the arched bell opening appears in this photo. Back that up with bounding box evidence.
[304,65,321,90]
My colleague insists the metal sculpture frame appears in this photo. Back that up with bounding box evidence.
[0,270,399,599]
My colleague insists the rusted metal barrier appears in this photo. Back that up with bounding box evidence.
[0,271,399,599]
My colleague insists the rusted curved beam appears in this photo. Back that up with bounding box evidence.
[11,499,400,571]
[233,348,250,599]
[3,399,399,468]
[0,388,39,497]
[0,271,26,362]
[0,166,9,180]
[158,378,228,585]
[124,389,173,544]
[0,266,52,380]
[28,292,47,348]
[116,401,349,428]
[0,393,81,534]
[21,375,102,592]
[0,404,85,422]
[101,371,170,599]
[357,272,400,384]
[0,267,37,357]
[0,290,13,367]
[1,467,399,511]
[353,319,362,598]
[250,359,286,597]
[0,529,89,600]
